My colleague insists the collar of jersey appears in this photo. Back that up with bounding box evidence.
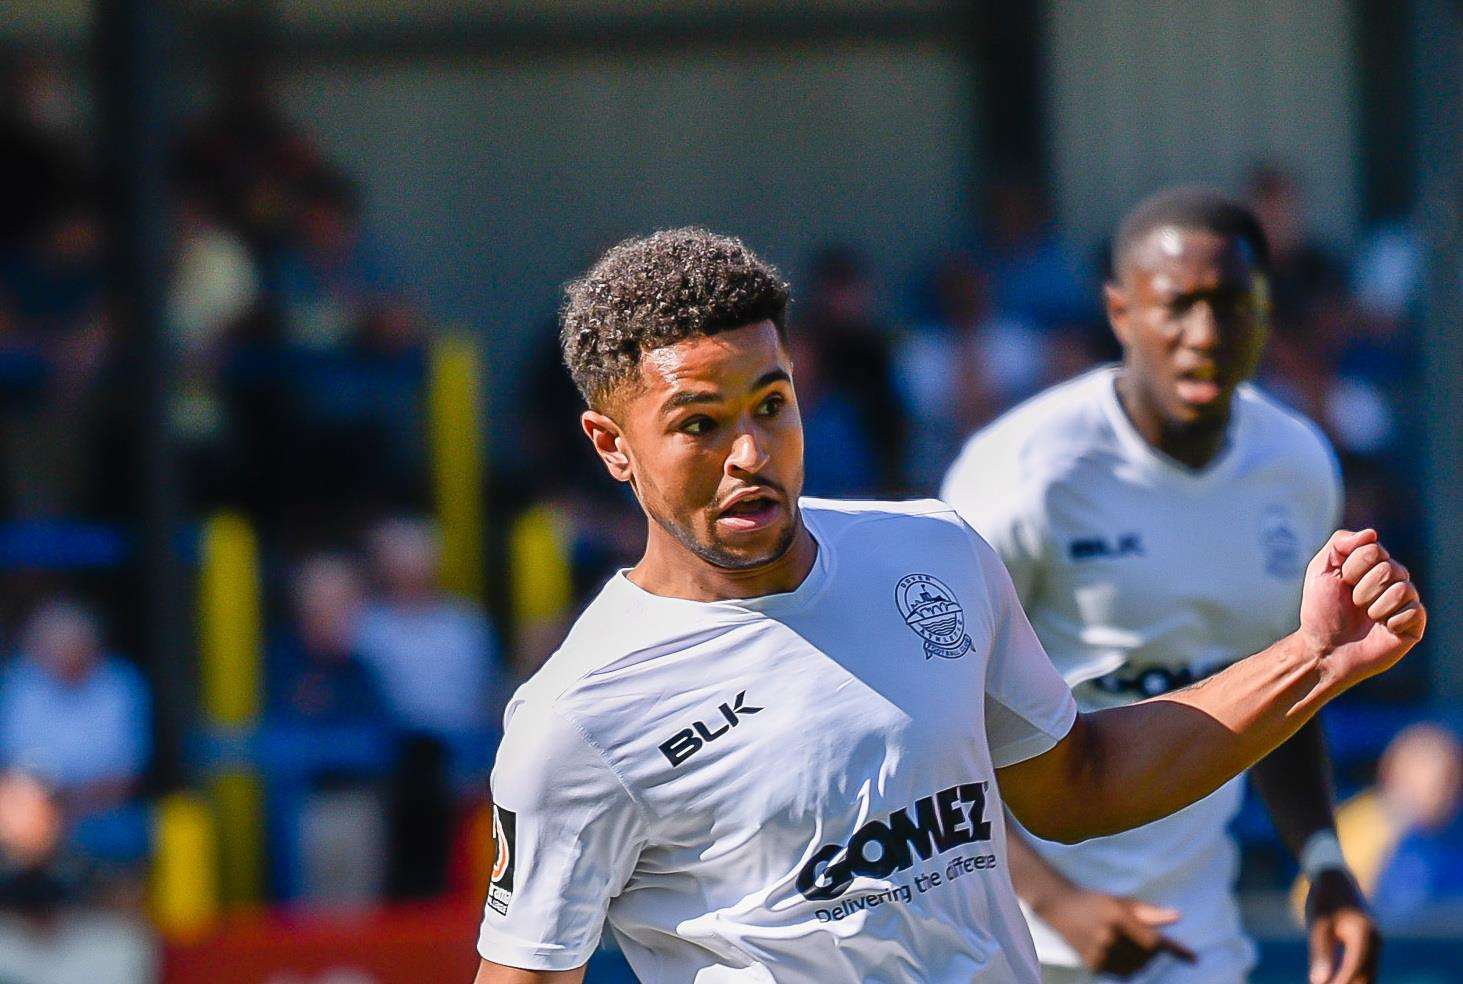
[609,512,834,619]
[1098,367,1246,489]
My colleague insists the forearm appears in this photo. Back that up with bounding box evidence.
[1077,632,1329,837]
[1004,813,1079,912]
[1006,631,1331,842]
[1250,718,1337,857]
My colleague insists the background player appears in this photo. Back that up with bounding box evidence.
[942,188,1377,983]
[475,227,1422,983]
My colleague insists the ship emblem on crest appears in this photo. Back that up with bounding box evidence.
[895,573,972,659]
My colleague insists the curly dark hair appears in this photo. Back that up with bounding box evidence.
[561,227,791,409]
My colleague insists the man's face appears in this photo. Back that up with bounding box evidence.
[587,321,804,571]
[31,613,99,685]
[1106,226,1270,430]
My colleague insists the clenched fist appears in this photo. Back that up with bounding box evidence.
[1299,529,1426,695]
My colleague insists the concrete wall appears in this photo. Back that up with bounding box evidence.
[273,38,976,445]
[1044,0,1361,248]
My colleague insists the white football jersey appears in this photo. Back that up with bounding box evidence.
[941,366,1341,966]
[477,499,1078,983]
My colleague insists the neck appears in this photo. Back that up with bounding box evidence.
[1115,370,1230,471]
[629,518,818,602]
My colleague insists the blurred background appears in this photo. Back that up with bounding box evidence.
[0,1,1458,982]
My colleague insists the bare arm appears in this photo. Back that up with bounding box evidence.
[1000,530,1424,845]
[1005,823,1078,915]
[1252,720,1379,984]
[1252,720,1337,855]
[473,959,585,984]
[1006,822,1194,973]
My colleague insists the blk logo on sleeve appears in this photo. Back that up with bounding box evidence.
[658,691,765,767]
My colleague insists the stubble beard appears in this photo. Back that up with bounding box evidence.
[655,501,800,573]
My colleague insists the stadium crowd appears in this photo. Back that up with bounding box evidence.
[0,60,1457,945]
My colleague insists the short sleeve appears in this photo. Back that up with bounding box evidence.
[965,529,1077,768]
[941,446,1047,605]
[477,696,647,972]
[1319,435,1345,542]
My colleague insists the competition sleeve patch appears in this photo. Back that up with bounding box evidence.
[487,804,517,916]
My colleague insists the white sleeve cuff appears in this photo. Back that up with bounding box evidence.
[476,921,597,973]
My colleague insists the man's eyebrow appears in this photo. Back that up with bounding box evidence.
[751,368,792,391]
[659,368,792,415]
[661,389,721,413]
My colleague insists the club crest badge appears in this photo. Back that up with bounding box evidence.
[1260,503,1302,579]
[895,573,972,659]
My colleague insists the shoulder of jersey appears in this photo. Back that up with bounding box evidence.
[511,573,686,708]
[800,495,972,537]
[946,367,1119,490]
[1234,383,1341,480]
[800,496,982,564]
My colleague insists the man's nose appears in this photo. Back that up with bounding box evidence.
[726,431,769,476]
[1183,300,1222,351]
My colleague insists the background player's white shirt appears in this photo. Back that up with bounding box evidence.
[941,366,1341,969]
[478,498,1078,983]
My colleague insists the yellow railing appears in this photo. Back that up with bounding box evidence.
[429,335,486,602]
[197,512,264,908]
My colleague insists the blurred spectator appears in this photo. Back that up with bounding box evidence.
[1295,724,1463,930]
[269,167,396,353]
[787,332,877,498]
[1244,164,1345,336]
[267,555,384,728]
[1353,220,1422,325]
[355,520,499,900]
[168,188,262,503]
[1370,725,1463,927]
[0,60,85,251]
[224,300,429,531]
[799,246,905,494]
[262,556,394,906]
[974,177,1093,329]
[518,320,609,499]
[0,770,96,915]
[169,189,260,415]
[0,194,111,518]
[0,602,149,865]
[175,64,319,256]
[894,252,1045,490]
[356,518,497,743]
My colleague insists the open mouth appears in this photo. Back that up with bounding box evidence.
[716,494,781,533]
[1174,364,1225,406]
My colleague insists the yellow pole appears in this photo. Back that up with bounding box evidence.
[199,513,260,727]
[429,334,487,602]
[509,504,572,630]
[198,512,264,906]
[151,792,218,940]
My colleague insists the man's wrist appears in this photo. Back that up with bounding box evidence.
[1300,829,1350,883]
[1023,870,1082,917]
[1279,630,1335,709]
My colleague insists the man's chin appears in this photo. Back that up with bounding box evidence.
[1167,393,1232,427]
[700,521,799,572]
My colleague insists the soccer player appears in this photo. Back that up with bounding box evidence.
[941,187,1377,983]
[474,228,1424,984]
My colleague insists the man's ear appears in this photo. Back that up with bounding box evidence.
[581,409,633,483]
[1103,280,1131,349]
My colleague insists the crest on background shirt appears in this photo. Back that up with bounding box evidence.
[895,573,972,659]
[1260,503,1302,579]
[487,804,517,916]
